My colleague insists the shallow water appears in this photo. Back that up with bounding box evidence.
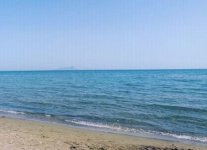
[0,70,207,143]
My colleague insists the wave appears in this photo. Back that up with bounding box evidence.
[149,104,207,113]
[66,120,207,143]
[66,120,125,131]
[160,133,207,143]
[0,109,25,115]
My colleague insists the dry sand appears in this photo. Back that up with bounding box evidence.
[0,116,206,150]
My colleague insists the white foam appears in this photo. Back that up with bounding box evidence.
[160,132,207,143]
[0,109,25,115]
[66,120,124,131]
[45,114,51,118]
[65,120,207,143]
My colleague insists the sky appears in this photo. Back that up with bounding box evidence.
[0,0,207,70]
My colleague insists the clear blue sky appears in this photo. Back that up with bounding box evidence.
[0,0,207,70]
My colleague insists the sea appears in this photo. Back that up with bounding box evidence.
[0,70,207,144]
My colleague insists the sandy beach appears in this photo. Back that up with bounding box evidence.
[0,116,205,150]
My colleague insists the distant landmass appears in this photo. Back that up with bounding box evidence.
[56,67,76,70]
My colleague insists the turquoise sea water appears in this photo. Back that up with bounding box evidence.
[0,70,207,143]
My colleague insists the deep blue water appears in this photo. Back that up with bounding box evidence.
[0,70,207,143]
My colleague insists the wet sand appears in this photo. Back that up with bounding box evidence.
[0,116,206,150]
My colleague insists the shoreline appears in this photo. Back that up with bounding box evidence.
[2,112,207,145]
[1,112,207,145]
[0,116,206,150]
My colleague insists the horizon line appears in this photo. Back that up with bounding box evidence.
[0,68,207,72]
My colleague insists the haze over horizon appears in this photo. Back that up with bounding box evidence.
[0,0,207,71]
